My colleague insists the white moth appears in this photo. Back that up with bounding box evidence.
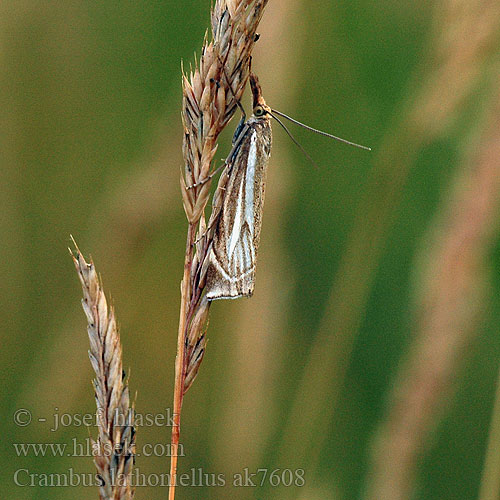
[205,73,272,300]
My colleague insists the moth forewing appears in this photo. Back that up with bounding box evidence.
[205,74,272,300]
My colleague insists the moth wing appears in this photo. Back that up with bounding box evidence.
[206,130,259,300]
[205,222,256,300]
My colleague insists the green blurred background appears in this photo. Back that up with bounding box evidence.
[2,1,500,499]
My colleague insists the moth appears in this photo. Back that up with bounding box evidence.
[204,73,369,301]
[205,73,271,300]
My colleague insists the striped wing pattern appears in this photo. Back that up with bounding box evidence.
[206,118,271,300]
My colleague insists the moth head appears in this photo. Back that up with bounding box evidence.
[253,105,268,117]
[250,72,271,119]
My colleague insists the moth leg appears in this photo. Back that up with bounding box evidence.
[218,55,248,138]
[194,207,222,245]
[232,108,246,146]
[229,99,249,153]
[193,182,229,245]
[187,162,227,190]
[187,122,250,190]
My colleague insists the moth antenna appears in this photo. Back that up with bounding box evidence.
[269,112,319,168]
[270,108,371,151]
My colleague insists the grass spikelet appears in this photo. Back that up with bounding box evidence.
[70,240,136,500]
